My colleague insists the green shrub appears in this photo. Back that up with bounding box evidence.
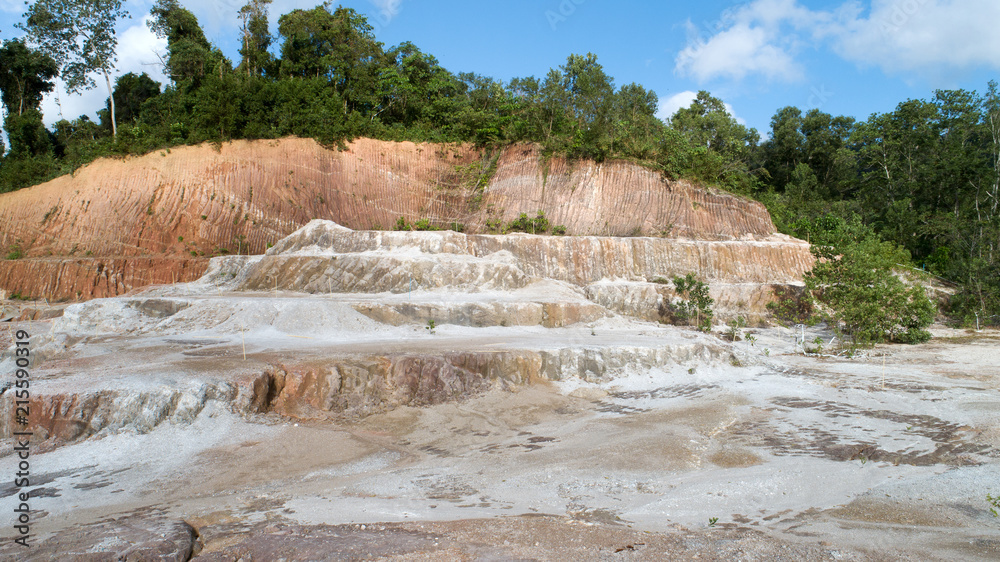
[5,245,23,260]
[552,224,567,235]
[412,218,442,231]
[806,235,935,346]
[660,273,714,332]
[726,315,747,341]
[766,285,815,326]
[505,211,549,234]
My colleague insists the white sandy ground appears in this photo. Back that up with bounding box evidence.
[0,286,999,560]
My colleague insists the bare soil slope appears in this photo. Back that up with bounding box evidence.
[0,138,794,300]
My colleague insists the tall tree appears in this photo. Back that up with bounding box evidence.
[238,0,273,77]
[18,0,130,139]
[670,91,761,191]
[560,53,614,159]
[278,3,383,113]
[0,39,59,117]
[99,72,160,129]
[611,82,659,159]
[148,0,215,85]
[762,106,805,189]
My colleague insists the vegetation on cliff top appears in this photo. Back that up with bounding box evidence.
[1,0,998,330]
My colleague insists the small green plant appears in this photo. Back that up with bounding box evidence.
[746,334,757,347]
[425,319,436,334]
[764,347,770,356]
[178,236,184,242]
[802,336,823,355]
[396,217,445,231]
[201,215,207,220]
[552,225,567,235]
[708,517,718,527]
[726,315,747,341]
[504,211,550,234]
[485,217,505,233]
[413,218,442,231]
[5,245,23,260]
[987,494,1000,517]
[449,222,465,233]
[665,273,714,332]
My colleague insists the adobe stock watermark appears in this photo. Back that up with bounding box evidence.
[545,0,587,31]
[368,0,403,35]
[879,0,931,38]
[807,84,834,109]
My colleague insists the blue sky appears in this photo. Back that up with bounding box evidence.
[2,0,999,136]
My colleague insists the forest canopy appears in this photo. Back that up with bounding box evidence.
[1,0,998,330]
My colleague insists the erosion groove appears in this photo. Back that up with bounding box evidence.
[235,220,811,320]
[0,138,792,301]
[1,344,730,446]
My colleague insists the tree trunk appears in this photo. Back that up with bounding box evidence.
[104,70,117,139]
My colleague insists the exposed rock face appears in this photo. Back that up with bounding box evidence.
[0,256,207,301]
[0,137,794,300]
[1,343,731,444]
[483,145,776,238]
[0,510,199,561]
[237,219,812,320]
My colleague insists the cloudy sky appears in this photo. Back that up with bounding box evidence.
[1,0,998,135]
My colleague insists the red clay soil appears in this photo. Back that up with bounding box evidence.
[0,137,790,301]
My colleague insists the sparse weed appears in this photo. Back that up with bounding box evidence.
[987,494,1000,517]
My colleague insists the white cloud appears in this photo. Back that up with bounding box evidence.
[39,16,167,125]
[675,0,1000,86]
[675,0,819,84]
[826,0,1000,82]
[656,90,748,126]
[657,91,698,121]
[676,22,804,83]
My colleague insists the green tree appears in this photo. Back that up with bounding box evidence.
[0,39,59,117]
[762,106,805,189]
[98,72,160,129]
[148,0,220,87]
[671,273,714,332]
[278,3,383,114]
[19,0,130,139]
[805,217,935,345]
[238,0,274,77]
[560,53,615,159]
[611,82,659,160]
[670,91,761,193]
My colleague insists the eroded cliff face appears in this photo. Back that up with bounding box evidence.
[0,137,796,300]
[236,220,811,321]
[481,146,775,238]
